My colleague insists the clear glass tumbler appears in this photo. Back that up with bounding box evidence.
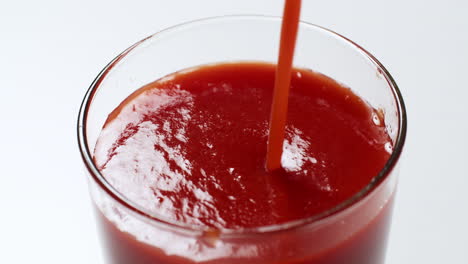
[77,16,407,264]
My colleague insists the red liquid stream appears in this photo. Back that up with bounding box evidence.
[266,0,301,171]
[93,63,393,263]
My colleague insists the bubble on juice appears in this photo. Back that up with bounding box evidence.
[372,112,381,126]
[200,168,207,177]
[384,142,393,154]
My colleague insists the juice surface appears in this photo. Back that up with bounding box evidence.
[94,62,391,229]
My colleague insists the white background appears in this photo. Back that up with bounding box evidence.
[0,0,467,263]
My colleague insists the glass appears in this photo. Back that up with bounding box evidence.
[77,16,407,264]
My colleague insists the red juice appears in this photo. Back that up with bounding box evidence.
[93,62,395,263]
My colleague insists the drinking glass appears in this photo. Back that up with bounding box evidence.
[77,16,407,264]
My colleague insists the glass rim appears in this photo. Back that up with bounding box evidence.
[77,15,407,237]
